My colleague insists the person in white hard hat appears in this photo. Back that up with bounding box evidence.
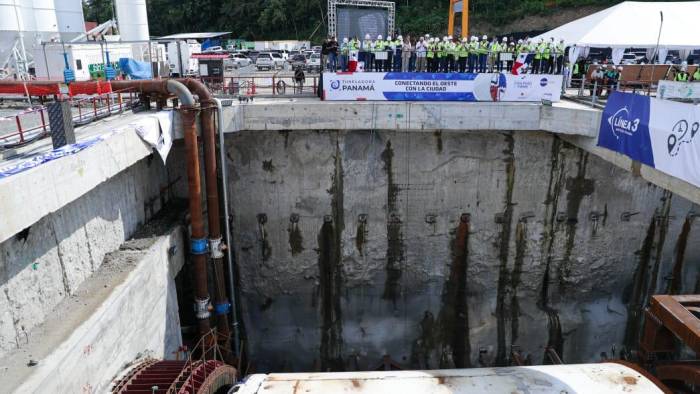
[468,36,478,73]
[340,37,350,71]
[507,41,516,71]
[374,34,385,72]
[555,38,566,74]
[360,34,372,71]
[479,35,489,73]
[674,61,690,81]
[445,35,456,72]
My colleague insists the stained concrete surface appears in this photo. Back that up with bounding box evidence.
[0,153,174,358]
[0,216,185,393]
[226,130,700,372]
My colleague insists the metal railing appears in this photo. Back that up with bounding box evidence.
[0,89,137,148]
[566,77,661,107]
[200,75,319,97]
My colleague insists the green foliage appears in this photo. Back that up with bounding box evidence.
[82,0,114,24]
[81,0,693,42]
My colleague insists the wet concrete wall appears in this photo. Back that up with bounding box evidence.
[225,130,700,372]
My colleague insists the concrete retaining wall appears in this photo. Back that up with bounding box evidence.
[225,130,700,372]
[0,226,185,393]
[0,155,171,358]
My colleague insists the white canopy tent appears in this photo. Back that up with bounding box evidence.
[534,1,700,65]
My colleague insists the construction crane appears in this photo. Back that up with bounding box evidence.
[448,0,469,39]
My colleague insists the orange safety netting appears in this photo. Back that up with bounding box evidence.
[68,81,113,96]
[0,83,61,96]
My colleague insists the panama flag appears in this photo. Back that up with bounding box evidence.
[511,52,528,75]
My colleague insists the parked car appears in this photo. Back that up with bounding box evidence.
[289,54,307,70]
[229,53,252,68]
[312,46,322,53]
[203,46,224,53]
[306,53,321,72]
[256,52,285,70]
[270,52,285,68]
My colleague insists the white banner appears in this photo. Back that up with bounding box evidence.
[648,98,700,187]
[323,72,562,102]
[658,81,700,100]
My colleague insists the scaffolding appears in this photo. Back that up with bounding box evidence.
[327,0,395,39]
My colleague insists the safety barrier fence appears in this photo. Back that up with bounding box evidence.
[199,75,319,97]
[567,77,660,107]
[0,89,137,148]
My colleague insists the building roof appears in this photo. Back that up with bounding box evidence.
[157,32,231,40]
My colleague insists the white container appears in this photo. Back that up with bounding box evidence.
[55,0,85,40]
[114,0,149,41]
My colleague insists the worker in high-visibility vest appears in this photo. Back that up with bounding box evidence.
[543,37,554,74]
[506,41,515,71]
[361,34,372,71]
[555,38,566,74]
[468,36,478,73]
[693,67,700,82]
[675,63,690,81]
[533,38,544,74]
[446,36,456,72]
[457,38,469,73]
[490,37,502,72]
[478,35,489,73]
[426,38,436,72]
[339,38,349,72]
[373,35,385,72]
[438,36,448,73]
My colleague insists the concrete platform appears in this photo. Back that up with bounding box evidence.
[0,222,185,394]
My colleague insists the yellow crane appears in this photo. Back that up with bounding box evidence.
[447,0,469,38]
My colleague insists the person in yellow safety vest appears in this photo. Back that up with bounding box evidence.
[478,35,488,73]
[555,38,565,74]
[373,35,385,72]
[361,34,372,71]
[675,62,689,81]
[533,38,544,74]
[543,37,554,74]
[493,37,506,72]
[446,35,456,72]
[506,41,515,71]
[426,38,435,72]
[437,36,446,73]
[467,36,478,73]
[339,38,350,71]
[693,67,700,81]
[393,35,404,72]
[488,37,500,73]
[457,38,469,73]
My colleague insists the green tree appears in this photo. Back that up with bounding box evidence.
[82,0,114,24]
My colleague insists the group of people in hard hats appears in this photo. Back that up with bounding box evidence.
[331,34,567,74]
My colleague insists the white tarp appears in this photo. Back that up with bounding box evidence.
[535,1,700,49]
[134,110,174,163]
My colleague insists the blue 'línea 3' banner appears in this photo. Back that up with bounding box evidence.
[598,91,700,188]
[323,72,563,102]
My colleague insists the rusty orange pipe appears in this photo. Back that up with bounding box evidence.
[111,79,213,337]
